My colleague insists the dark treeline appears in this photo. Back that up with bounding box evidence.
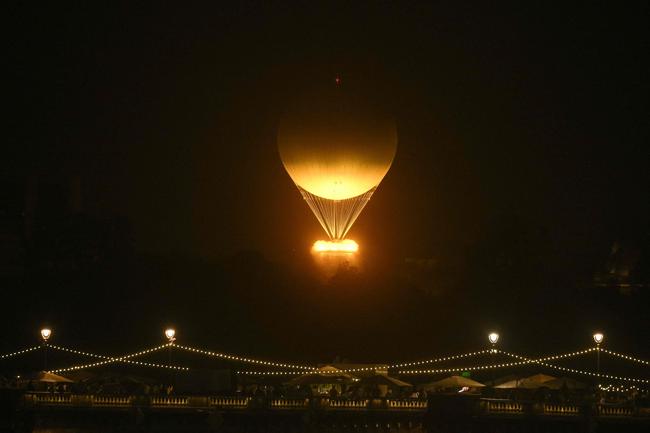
[2,205,648,364]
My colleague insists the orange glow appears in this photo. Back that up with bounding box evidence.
[278,95,397,200]
[312,239,359,253]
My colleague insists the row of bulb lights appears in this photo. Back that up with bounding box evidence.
[235,332,648,384]
[236,332,598,375]
[397,348,597,375]
[46,343,188,372]
[599,383,639,393]
[42,328,186,373]
[27,328,312,373]
[498,351,648,383]
[2,328,646,383]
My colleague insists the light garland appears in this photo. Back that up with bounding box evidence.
[235,349,597,376]
[237,370,304,376]
[51,343,188,373]
[398,348,595,375]
[386,349,491,370]
[599,383,641,393]
[237,350,494,375]
[500,350,649,384]
[174,343,316,370]
[7,337,649,384]
[46,344,188,371]
[0,346,41,359]
[399,360,530,375]
[599,348,650,366]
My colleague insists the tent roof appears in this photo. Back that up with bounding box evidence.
[518,374,556,389]
[495,379,522,389]
[28,371,74,383]
[495,373,556,389]
[542,377,587,390]
[424,375,485,390]
[484,374,519,387]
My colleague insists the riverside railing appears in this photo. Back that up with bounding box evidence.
[21,393,648,420]
[543,403,580,416]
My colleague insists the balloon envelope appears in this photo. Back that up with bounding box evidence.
[278,93,397,201]
[278,90,397,240]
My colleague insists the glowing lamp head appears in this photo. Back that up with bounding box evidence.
[593,332,604,345]
[312,239,359,253]
[165,328,176,342]
[40,328,52,341]
[488,332,499,345]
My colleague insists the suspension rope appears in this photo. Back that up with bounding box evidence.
[499,350,649,384]
[232,347,650,381]
[386,349,493,370]
[173,343,316,370]
[46,344,188,371]
[0,346,41,359]
[51,343,186,373]
[235,349,593,376]
[7,339,649,384]
[398,348,593,374]
[299,186,375,240]
[599,348,650,366]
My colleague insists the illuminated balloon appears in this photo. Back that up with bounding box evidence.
[278,89,397,241]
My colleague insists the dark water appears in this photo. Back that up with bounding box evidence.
[32,427,425,433]
[25,422,650,433]
[25,413,426,433]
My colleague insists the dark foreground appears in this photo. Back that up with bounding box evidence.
[2,391,648,433]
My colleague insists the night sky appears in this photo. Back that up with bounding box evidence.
[3,4,649,366]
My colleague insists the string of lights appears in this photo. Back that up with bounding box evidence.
[599,348,650,366]
[51,343,188,373]
[46,344,188,371]
[0,346,41,359]
[174,343,316,370]
[399,359,537,375]
[239,358,558,376]
[339,350,496,373]
[234,349,595,376]
[599,383,640,393]
[386,349,492,370]
[500,350,649,384]
[7,334,649,383]
[388,348,595,375]
[236,350,496,375]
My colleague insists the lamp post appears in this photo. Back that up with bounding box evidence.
[165,328,176,389]
[593,332,604,387]
[40,328,51,371]
[165,328,176,361]
[488,332,499,386]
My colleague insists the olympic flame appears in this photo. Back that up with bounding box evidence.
[312,239,359,253]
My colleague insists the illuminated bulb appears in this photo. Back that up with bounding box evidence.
[488,332,499,345]
[165,328,176,342]
[593,332,604,345]
[41,328,52,341]
[312,239,359,253]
